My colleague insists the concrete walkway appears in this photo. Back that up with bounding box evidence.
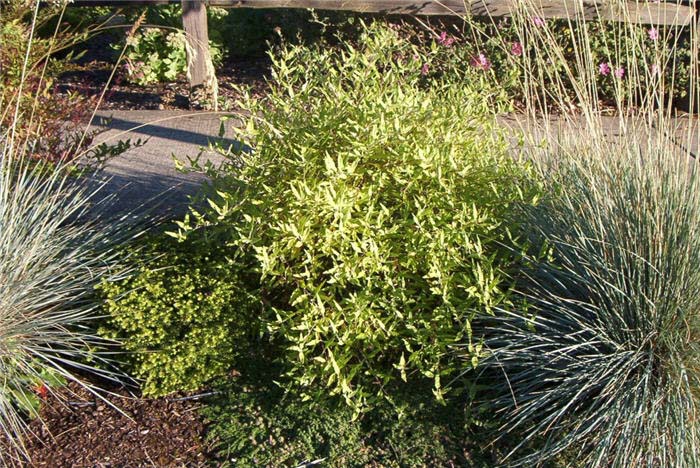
[87,109,699,217]
[89,110,235,216]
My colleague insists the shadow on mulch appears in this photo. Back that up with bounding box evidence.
[58,56,272,112]
[8,382,212,467]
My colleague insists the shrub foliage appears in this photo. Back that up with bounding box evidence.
[0,1,103,164]
[99,238,261,396]
[175,23,540,410]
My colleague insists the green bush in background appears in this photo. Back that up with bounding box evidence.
[173,22,540,411]
[98,236,261,396]
[0,1,103,163]
[119,27,223,85]
[114,6,354,84]
[105,4,695,109]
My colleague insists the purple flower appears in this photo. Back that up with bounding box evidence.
[532,16,546,27]
[650,63,660,75]
[471,53,492,71]
[438,31,455,47]
[511,42,523,56]
[648,27,659,41]
[615,67,625,79]
[421,63,430,76]
[599,62,611,76]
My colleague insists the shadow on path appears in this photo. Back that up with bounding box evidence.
[85,170,211,221]
[93,115,250,152]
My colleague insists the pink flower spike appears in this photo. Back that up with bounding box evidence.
[421,63,430,76]
[438,31,448,43]
[599,62,611,76]
[532,16,546,27]
[650,63,660,75]
[511,42,523,56]
[471,53,492,71]
[648,27,659,41]
[615,67,625,78]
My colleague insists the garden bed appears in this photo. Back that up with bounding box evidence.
[57,55,271,111]
[2,3,699,467]
[8,382,211,466]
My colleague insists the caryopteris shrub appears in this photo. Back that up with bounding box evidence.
[471,131,700,467]
[175,23,541,411]
[98,236,261,396]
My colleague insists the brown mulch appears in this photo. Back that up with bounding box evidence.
[58,56,271,112]
[14,382,212,467]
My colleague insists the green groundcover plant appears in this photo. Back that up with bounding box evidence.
[98,235,261,397]
[202,355,509,468]
[172,22,541,411]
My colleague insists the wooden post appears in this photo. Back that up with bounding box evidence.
[182,1,218,110]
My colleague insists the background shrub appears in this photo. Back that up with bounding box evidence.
[174,22,540,411]
[119,28,222,85]
[106,4,695,110]
[114,6,356,84]
[0,1,102,164]
[99,235,261,396]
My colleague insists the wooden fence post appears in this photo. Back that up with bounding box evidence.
[182,1,218,110]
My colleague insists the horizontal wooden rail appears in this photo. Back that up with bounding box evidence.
[72,0,696,26]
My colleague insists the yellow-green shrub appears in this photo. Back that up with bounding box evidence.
[176,23,541,411]
[99,239,260,396]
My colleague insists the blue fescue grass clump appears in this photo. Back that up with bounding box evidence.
[470,131,700,467]
[0,144,142,463]
[1,3,141,459]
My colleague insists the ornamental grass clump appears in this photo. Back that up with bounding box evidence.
[176,23,541,411]
[0,143,139,464]
[477,130,700,467]
[458,1,700,465]
[0,2,139,463]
